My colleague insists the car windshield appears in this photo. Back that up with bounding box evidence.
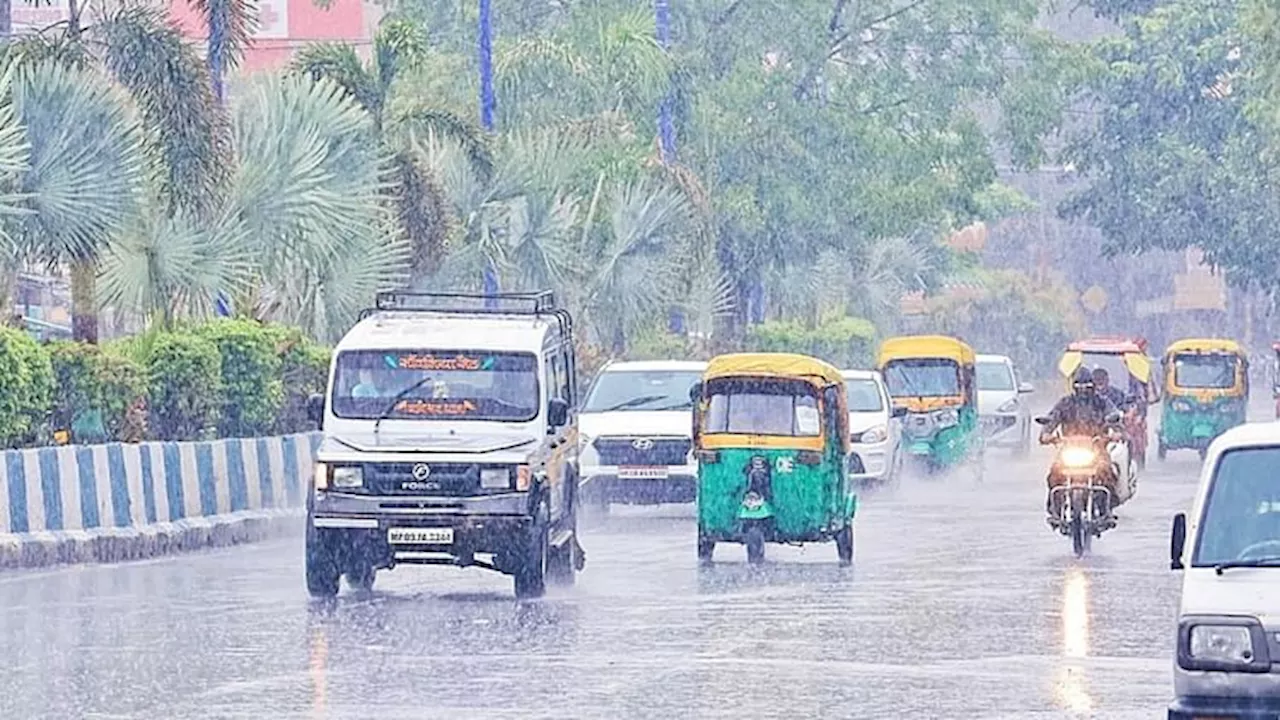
[1173,354,1236,389]
[330,349,539,422]
[1193,447,1280,566]
[583,370,703,412]
[883,359,961,398]
[844,379,884,412]
[976,362,1015,391]
[704,378,821,436]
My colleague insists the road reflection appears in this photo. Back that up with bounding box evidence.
[309,622,328,719]
[1052,565,1093,715]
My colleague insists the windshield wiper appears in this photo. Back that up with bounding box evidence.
[649,401,692,411]
[373,376,435,436]
[1214,556,1280,575]
[597,394,667,412]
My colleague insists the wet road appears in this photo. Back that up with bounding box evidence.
[0,442,1208,719]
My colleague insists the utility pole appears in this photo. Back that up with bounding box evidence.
[655,0,675,163]
[478,0,498,303]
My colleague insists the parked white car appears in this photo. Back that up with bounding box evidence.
[578,360,707,510]
[1168,422,1280,719]
[976,354,1034,455]
[842,370,903,485]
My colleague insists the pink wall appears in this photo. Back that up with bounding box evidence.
[168,0,368,71]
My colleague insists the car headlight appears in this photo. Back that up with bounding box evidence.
[997,398,1018,414]
[331,465,363,489]
[1179,618,1270,672]
[933,408,959,427]
[859,425,887,444]
[480,467,512,489]
[1059,447,1096,468]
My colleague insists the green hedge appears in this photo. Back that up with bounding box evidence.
[0,319,334,448]
[0,327,54,448]
[744,315,877,369]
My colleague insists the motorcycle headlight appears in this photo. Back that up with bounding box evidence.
[997,398,1018,414]
[331,465,363,489]
[933,408,959,428]
[1059,447,1096,468]
[1179,618,1270,672]
[480,467,512,489]
[859,425,887,444]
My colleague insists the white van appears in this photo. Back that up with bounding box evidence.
[304,291,583,600]
[1169,422,1280,719]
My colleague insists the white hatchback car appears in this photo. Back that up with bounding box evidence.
[976,354,1034,455]
[842,370,904,485]
[1169,422,1280,719]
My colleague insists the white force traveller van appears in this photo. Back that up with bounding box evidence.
[1169,422,1280,719]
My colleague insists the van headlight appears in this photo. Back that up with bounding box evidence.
[331,466,363,489]
[933,408,959,428]
[481,467,512,490]
[1178,617,1270,672]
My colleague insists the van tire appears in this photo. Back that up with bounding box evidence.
[514,514,549,599]
[547,533,576,587]
[305,529,341,598]
[346,563,376,592]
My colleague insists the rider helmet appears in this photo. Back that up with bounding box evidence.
[1091,366,1110,387]
[1071,367,1096,396]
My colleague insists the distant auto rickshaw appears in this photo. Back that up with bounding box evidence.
[1059,337,1156,468]
[690,353,856,566]
[876,335,983,476]
[1158,339,1248,460]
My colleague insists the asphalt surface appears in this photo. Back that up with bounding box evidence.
[0,431,1215,719]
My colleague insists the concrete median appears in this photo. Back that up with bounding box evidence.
[0,433,319,569]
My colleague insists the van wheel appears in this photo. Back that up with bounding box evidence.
[547,533,576,587]
[745,524,765,565]
[514,515,549,599]
[835,524,854,567]
[697,534,715,565]
[305,529,340,598]
[346,563,376,592]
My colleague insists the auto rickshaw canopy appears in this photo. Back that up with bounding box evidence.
[703,352,845,388]
[1164,338,1244,357]
[1059,345,1152,384]
[875,335,976,368]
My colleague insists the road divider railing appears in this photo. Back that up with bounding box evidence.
[0,432,320,568]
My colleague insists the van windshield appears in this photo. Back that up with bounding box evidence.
[331,349,540,422]
[1193,447,1280,566]
[844,379,883,412]
[976,361,1015,391]
[704,378,821,437]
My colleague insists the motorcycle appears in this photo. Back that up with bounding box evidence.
[1036,415,1124,558]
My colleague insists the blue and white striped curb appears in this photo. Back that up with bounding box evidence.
[0,433,320,568]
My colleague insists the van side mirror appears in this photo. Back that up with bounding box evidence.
[1034,415,1051,426]
[547,397,569,429]
[891,406,908,419]
[1018,382,1034,394]
[688,382,702,404]
[1171,513,1187,570]
[306,394,325,425]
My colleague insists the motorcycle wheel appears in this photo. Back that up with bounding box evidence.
[1071,515,1089,558]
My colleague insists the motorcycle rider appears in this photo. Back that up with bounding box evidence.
[1091,367,1128,410]
[1039,367,1128,524]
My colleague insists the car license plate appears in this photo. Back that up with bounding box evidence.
[387,527,454,545]
[618,466,669,479]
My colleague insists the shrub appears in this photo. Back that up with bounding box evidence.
[744,315,877,369]
[265,324,331,434]
[147,331,223,441]
[196,319,284,438]
[49,341,147,444]
[0,328,53,448]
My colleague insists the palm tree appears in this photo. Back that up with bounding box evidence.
[8,61,147,343]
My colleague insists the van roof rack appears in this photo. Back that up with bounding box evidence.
[369,290,557,315]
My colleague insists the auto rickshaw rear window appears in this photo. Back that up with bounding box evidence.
[1173,354,1236,389]
[704,378,820,437]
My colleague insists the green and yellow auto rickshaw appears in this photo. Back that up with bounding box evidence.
[876,335,983,475]
[1158,338,1248,460]
[691,353,855,566]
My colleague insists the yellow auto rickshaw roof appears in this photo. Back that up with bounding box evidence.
[703,352,845,387]
[876,335,976,368]
[1059,349,1152,383]
[1164,338,1244,356]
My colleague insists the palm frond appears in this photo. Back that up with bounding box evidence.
[506,190,580,291]
[389,150,452,277]
[96,5,232,217]
[0,64,32,249]
[193,0,257,97]
[290,43,382,116]
[10,60,146,263]
[393,106,493,181]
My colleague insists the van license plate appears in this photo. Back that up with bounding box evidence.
[388,527,454,545]
[618,467,668,479]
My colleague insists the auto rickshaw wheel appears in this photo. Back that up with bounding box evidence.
[697,535,715,565]
[1198,447,1208,461]
[835,524,853,567]
[1156,442,1167,462]
[744,524,765,565]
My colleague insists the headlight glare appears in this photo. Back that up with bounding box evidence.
[480,467,511,489]
[1059,447,1096,468]
[331,466,363,488]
